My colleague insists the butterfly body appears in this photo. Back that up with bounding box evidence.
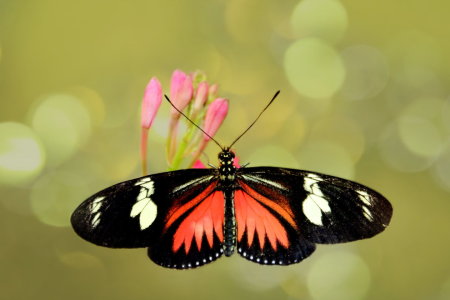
[216,148,237,256]
[71,147,392,269]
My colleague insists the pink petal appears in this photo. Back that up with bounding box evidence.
[233,156,240,168]
[170,70,193,116]
[192,160,207,168]
[193,81,209,112]
[141,77,162,129]
[203,98,228,140]
[209,83,218,98]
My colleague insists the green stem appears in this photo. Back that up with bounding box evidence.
[169,121,199,170]
[189,139,207,168]
[166,117,179,165]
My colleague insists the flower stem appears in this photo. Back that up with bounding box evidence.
[141,128,149,175]
[170,121,200,170]
[189,139,207,168]
[166,118,178,164]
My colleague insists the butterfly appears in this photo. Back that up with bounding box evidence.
[71,92,393,269]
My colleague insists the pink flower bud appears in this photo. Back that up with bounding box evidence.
[208,84,218,99]
[192,160,206,168]
[141,77,162,129]
[193,81,209,113]
[170,70,193,117]
[203,98,228,140]
[232,156,240,168]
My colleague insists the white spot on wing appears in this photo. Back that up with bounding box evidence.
[302,174,331,226]
[135,177,151,186]
[303,174,322,189]
[137,189,147,201]
[138,200,157,229]
[92,213,101,227]
[309,194,331,212]
[362,206,374,221]
[140,181,155,192]
[303,197,324,226]
[90,196,105,228]
[130,200,148,217]
[131,178,157,230]
[90,196,105,213]
[358,190,372,206]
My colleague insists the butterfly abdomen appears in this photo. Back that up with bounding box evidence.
[223,189,236,256]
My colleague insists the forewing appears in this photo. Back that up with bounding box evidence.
[238,167,392,245]
[71,169,225,268]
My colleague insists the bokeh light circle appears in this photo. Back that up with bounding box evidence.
[247,145,300,169]
[402,96,445,120]
[297,140,354,179]
[69,86,106,127]
[0,122,45,185]
[284,38,345,99]
[439,276,450,300]
[442,99,450,132]
[397,115,444,158]
[379,122,433,172]
[341,45,390,101]
[232,258,293,291]
[30,93,92,167]
[432,147,450,192]
[311,115,366,163]
[30,170,90,227]
[441,99,450,132]
[307,251,371,300]
[291,0,348,44]
[58,251,104,270]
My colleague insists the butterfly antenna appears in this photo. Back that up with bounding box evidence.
[164,95,224,149]
[229,90,280,148]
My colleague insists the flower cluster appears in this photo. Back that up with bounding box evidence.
[140,70,229,174]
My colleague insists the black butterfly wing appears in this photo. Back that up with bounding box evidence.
[234,167,392,265]
[71,168,226,269]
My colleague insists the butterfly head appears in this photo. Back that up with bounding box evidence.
[218,148,235,165]
[218,148,236,183]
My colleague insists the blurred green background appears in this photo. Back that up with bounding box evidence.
[1,0,450,299]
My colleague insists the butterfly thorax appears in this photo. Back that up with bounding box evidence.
[218,148,237,186]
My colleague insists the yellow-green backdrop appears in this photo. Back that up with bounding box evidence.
[1,1,449,299]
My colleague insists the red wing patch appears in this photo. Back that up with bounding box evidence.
[235,181,297,251]
[164,185,224,254]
